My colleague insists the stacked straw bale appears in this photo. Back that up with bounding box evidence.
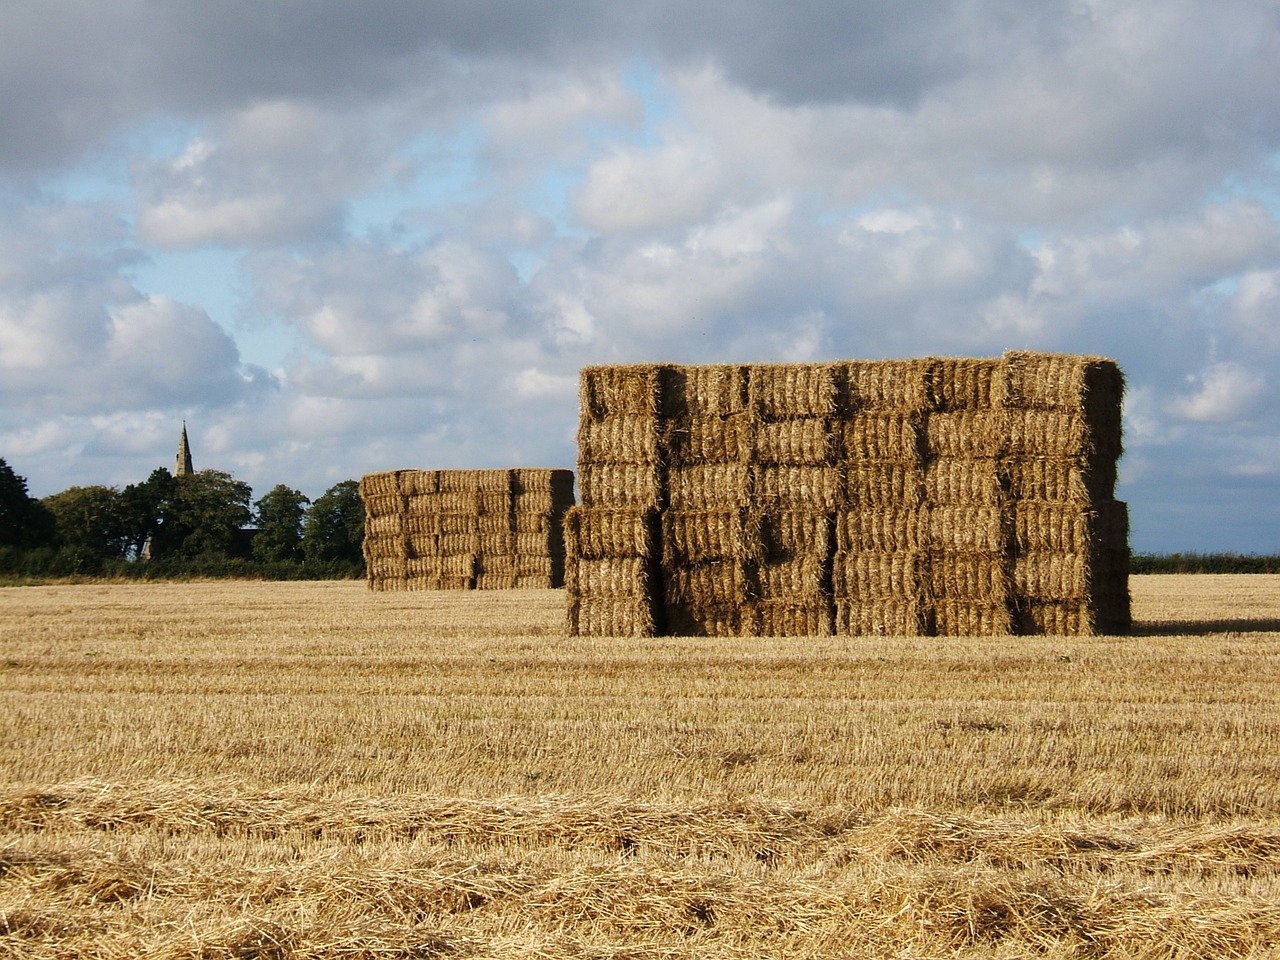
[359,468,574,591]
[1001,351,1130,634]
[662,364,758,636]
[749,365,840,637]
[567,351,1128,637]
[566,366,666,636]
[920,358,1014,635]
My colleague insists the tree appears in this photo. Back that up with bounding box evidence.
[0,457,56,549]
[252,484,310,563]
[302,480,364,566]
[42,485,129,561]
[119,468,176,559]
[152,469,253,560]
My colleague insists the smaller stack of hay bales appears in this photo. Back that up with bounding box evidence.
[359,468,574,591]
[565,366,666,635]
[513,468,576,589]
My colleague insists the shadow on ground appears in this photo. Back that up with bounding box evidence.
[1131,618,1280,636]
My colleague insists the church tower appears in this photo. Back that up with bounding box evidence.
[175,422,194,477]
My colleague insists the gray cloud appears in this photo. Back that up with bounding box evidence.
[3,0,1280,552]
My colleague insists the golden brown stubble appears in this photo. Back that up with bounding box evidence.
[2,577,1280,813]
[3,575,1280,957]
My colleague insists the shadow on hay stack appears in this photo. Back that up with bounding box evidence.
[565,351,1129,637]
[360,468,574,590]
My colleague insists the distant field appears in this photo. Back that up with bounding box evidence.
[2,576,1279,958]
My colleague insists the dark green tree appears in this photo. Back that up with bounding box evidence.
[252,484,310,563]
[42,485,129,561]
[119,468,176,559]
[0,457,56,549]
[302,480,364,565]
[153,469,253,560]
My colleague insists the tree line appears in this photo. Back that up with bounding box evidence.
[1,457,364,580]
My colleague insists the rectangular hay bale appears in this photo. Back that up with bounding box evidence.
[924,410,1006,459]
[925,357,1001,410]
[749,364,839,419]
[577,462,664,509]
[566,555,652,597]
[832,551,924,599]
[843,460,926,507]
[757,556,828,600]
[364,514,405,538]
[663,560,752,606]
[362,492,406,518]
[757,509,831,561]
[752,464,840,510]
[753,417,835,465]
[399,470,439,496]
[924,457,1006,504]
[564,506,658,559]
[661,364,750,418]
[664,413,753,465]
[841,359,930,412]
[933,599,1014,636]
[567,595,657,637]
[578,415,664,464]
[359,471,402,499]
[581,364,668,419]
[662,509,760,564]
[667,463,752,509]
[928,551,1010,602]
[843,413,925,461]
[927,504,1007,553]
[758,599,833,637]
[1005,457,1111,503]
[1013,552,1090,600]
[836,598,930,636]
[834,507,927,553]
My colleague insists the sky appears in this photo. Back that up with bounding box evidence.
[2,0,1279,554]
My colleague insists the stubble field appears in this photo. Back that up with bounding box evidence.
[2,575,1279,958]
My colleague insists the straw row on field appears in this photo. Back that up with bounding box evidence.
[360,468,574,591]
[567,352,1128,637]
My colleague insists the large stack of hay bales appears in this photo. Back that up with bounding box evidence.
[360,468,574,591]
[566,351,1129,636]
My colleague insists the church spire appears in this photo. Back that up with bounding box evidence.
[176,421,194,477]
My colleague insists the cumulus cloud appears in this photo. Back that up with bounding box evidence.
[573,140,721,232]
[1168,361,1268,424]
[3,0,1280,551]
[249,237,522,362]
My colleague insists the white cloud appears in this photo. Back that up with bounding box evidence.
[4,1,1280,550]
[1168,361,1267,423]
[484,72,643,161]
[573,139,721,232]
[1227,269,1280,353]
[514,367,577,399]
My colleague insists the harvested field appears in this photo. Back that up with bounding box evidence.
[2,575,1280,957]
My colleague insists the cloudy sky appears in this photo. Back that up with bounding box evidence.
[2,0,1278,552]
